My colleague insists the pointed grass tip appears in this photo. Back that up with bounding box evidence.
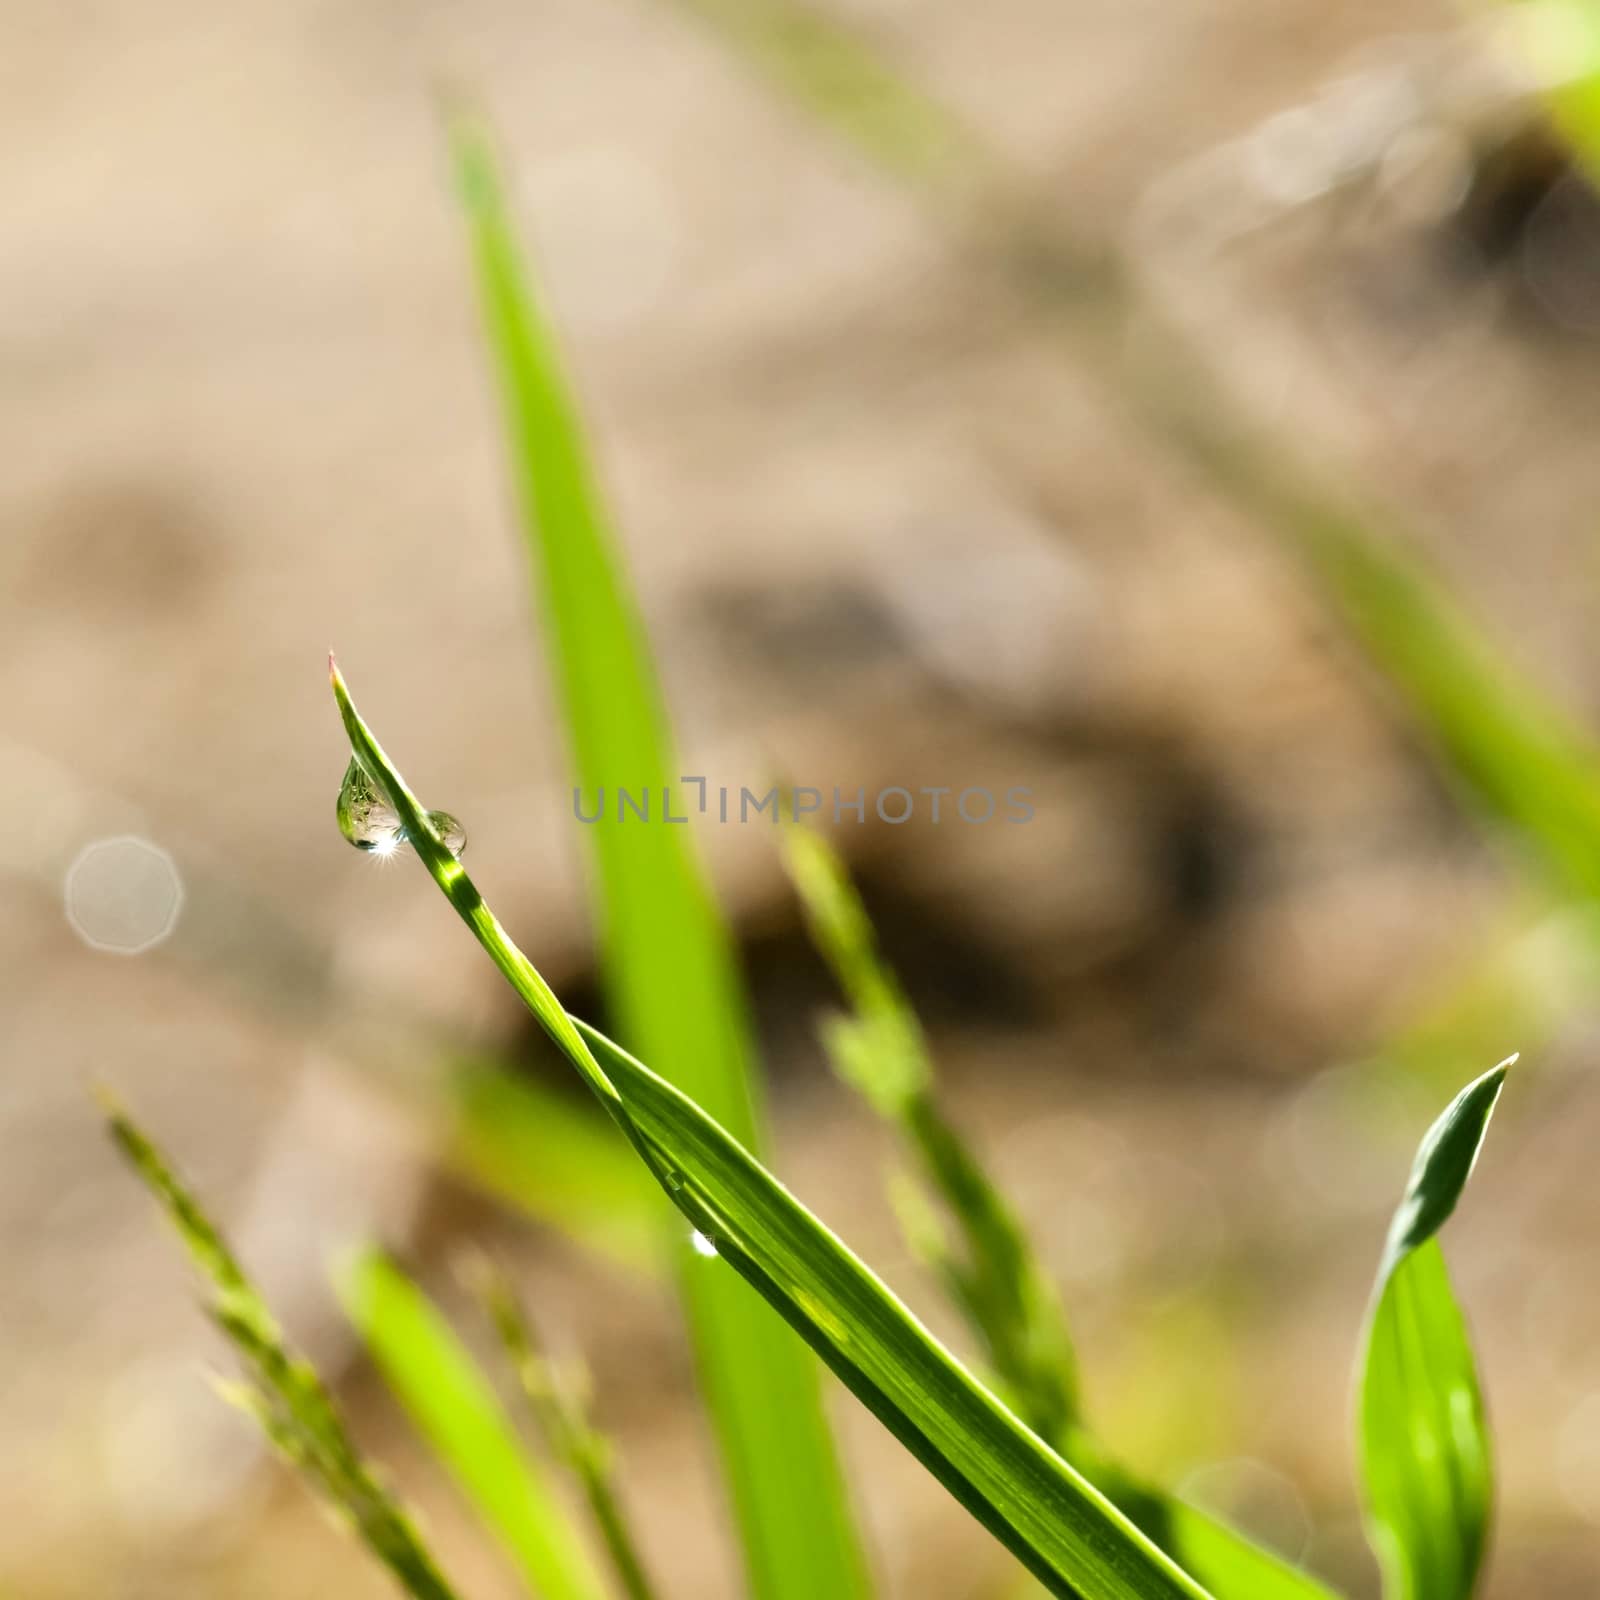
[92,1082,128,1120]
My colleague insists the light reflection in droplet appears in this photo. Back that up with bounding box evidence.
[335,757,466,859]
[689,1230,719,1259]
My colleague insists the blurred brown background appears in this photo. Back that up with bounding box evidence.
[6,0,1600,1595]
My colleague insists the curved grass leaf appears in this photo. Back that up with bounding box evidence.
[783,823,1338,1600]
[106,1107,464,1600]
[331,659,1215,1600]
[449,114,872,1600]
[1357,1061,1511,1600]
[342,1252,608,1600]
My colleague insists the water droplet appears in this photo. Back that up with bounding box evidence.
[419,810,468,857]
[336,758,466,858]
[689,1230,719,1259]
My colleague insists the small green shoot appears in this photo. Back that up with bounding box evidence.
[104,1104,465,1600]
[1357,1060,1512,1600]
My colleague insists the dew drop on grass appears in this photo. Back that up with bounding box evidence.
[336,757,466,858]
[689,1229,719,1259]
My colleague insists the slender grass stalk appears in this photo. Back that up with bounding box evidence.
[330,657,1217,1600]
[470,1257,663,1600]
[104,1104,465,1600]
[1357,1061,1511,1600]
[448,114,872,1600]
[342,1252,609,1600]
[781,824,1078,1441]
[782,824,1339,1600]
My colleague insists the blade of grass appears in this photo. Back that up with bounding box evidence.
[342,1251,609,1600]
[105,1105,465,1600]
[448,115,873,1600]
[471,1257,664,1600]
[1357,1061,1510,1600]
[783,824,1339,1600]
[330,659,1216,1600]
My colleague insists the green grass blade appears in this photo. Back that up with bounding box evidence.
[783,826,1338,1600]
[342,1251,609,1600]
[448,116,872,1600]
[1357,1061,1510,1600]
[472,1258,664,1600]
[106,1106,465,1600]
[330,662,1216,1600]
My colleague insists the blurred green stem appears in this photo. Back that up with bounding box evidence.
[473,1258,664,1600]
[666,0,1600,907]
